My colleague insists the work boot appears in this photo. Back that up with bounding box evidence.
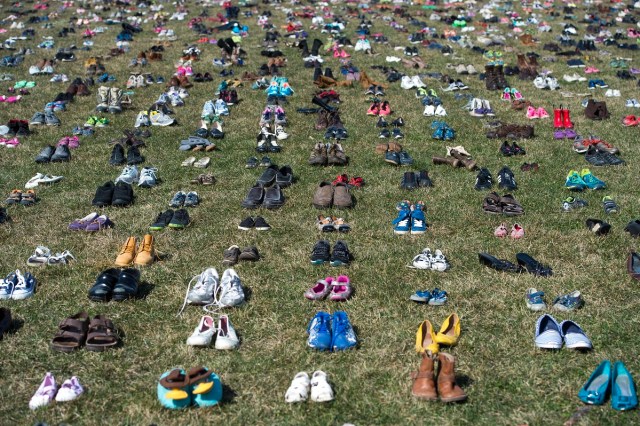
[115,236,137,267]
[96,85,109,112]
[436,353,467,403]
[315,110,329,130]
[327,143,347,166]
[133,234,155,266]
[309,142,328,166]
[108,87,122,114]
[411,354,438,400]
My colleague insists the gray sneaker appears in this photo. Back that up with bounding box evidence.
[169,191,186,208]
[114,165,139,184]
[219,268,245,307]
[138,166,159,188]
[149,110,174,126]
[184,191,199,207]
[134,111,150,128]
[201,100,215,118]
[30,111,46,125]
[186,267,218,305]
[44,112,60,126]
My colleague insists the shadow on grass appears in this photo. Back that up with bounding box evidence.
[7,317,24,335]
[136,281,155,300]
[221,383,237,405]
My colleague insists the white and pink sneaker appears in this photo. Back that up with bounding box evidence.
[29,372,57,410]
[55,376,84,402]
[329,275,352,301]
[304,278,331,300]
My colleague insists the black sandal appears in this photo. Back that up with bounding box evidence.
[516,253,553,277]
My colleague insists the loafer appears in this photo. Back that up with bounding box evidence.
[263,184,285,209]
[560,320,592,349]
[35,145,55,163]
[257,164,278,186]
[579,360,611,405]
[241,184,264,209]
[534,314,562,349]
[275,165,293,187]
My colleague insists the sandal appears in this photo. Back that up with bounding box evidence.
[85,315,119,351]
[285,372,310,403]
[483,192,503,214]
[51,312,89,352]
[515,252,552,277]
[21,189,37,206]
[500,194,524,216]
[602,196,618,214]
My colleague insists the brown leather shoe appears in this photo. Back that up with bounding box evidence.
[315,111,329,130]
[388,141,403,152]
[432,156,461,167]
[238,246,260,261]
[437,352,467,403]
[222,245,240,266]
[313,181,334,209]
[411,354,438,400]
[449,150,477,170]
[76,82,90,96]
[133,234,155,266]
[327,143,347,166]
[115,236,137,267]
[309,142,327,166]
[332,183,353,209]
[375,143,389,155]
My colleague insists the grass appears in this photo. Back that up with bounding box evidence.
[1,1,640,425]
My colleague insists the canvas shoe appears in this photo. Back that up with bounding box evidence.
[331,311,357,351]
[526,288,546,311]
[186,315,215,346]
[307,311,332,351]
[138,167,159,188]
[55,377,84,402]
[430,249,449,271]
[410,204,427,234]
[11,269,36,299]
[29,372,57,410]
[560,320,592,349]
[393,207,411,234]
[186,268,218,305]
[115,165,139,184]
[0,272,18,299]
[214,315,239,350]
[219,268,245,307]
[409,248,433,269]
[534,314,563,349]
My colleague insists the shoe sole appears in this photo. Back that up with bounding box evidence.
[440,395,468,403]
[384,159,400,166]
[394,230,410,235]
[255,226,271,231]
[330,260,348,267]
[238,225,253,230]
[168,223,187,229]
[149,225,167,231]
[310,259,328,265]
[410,230,426,235]
[536,342,562,349]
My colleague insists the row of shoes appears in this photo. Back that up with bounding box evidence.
[187,315,239,349]
[304,275,353,301]
[408,248,450,272]
[27,246,75,267]
[307,311,356,351]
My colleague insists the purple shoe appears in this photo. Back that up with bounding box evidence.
[564,128,577,139]
[68,212,99,231]
[85,215,114,232]
[630,67,640,74]
[553,129,566,139]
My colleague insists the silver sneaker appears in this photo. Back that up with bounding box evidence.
[134,111,150,127]
[187,267,218,305]
[115,165,139,184]
[201,100,215,118]
[138,166,159,188]
[219,268,245,307]
[149,110,174,126]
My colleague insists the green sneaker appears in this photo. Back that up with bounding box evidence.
[565,170,587,191]
[580,168,606,190]
[84,116,98,127]
[96,117,110,127]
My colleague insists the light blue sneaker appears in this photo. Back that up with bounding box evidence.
[429,288,448,305]
[565,170,587,191]
[410,289,431,303]
[201,100,215,119]
[410,204,427,235]
[331,311,357,351]
[393,209,411,234]
[265,82,280,96]
[214,99,229,116]
[534,314,562,349]
[560,320,592,350]
[11,270,36,300]
[307,312,332,351]
[157,369,192,410]
[580,168,606,190]
[579,360,611,405]
[611,361,638,411]
[526,288,546,311]
[279,82,294,96]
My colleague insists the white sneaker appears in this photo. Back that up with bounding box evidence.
[411,75,426,88]
[178,88,189,99]
[533,76,547,89]
[55,377,84,402]
[423,104,435,116]
[435,104,447,116]
[27,246,51,266]
[409,251,431,269]
[215,315,239,350]
[138,166,159,188]
[605,89,614,97]
[29,372,57,410]
[186,315,216,346]
[310,371,334,402]
[275,125,288,140]
[285,372,310,403]
[187,268,218,305]
[430,249,450,272]
[126,75,137,89]
[115,165,139,184]
[219,268,245,307]
[149,110,175,126]
[400,75,414,90]
[11,269,37,299]
[134,111,150,127]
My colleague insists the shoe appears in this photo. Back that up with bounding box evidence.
[526,288,546,311]
[219,268,245,307]
[238,246,260,262]
[169,191,186,208]
[435,313,460,346]
[127,146,144,165]
[110,144,125,165]
[411,354,438,400]
[307,311,332,350]
[437,353,468,403]
[35,145,55,163]
[115,236,137,267]
[50,145,71,162]
[263,185,285,209]
[184,191,200,207]
[415,320,439,354]
[91,182,116,208]
[185,268,218,306]
[310,240,331,265]
[611,361,639,411]
[254,216,270,231]
[115,165,139,185]
[330,240,350,266]
[87,268,120,301]
[580,168,605,190]
[137,167,158,188]
[241,184,265,209]
[85,215,114,232]
[535,314,562,349]
[474,168,493,190]
[150,210,174,230]
[331,311,357,351]
[565,170,587,191]
[410,205,427,235]
[560,320,592,349]
[214,315,239,350]
[112,182,134,207]
[497,166,517,190]
[29,372,57,410]
[187,315,215,346]
[168,209,190,229]
[329,275,352,301]
[133,234,155,266]
[112,268,140,301]
[579,360,612,405]
[285,372,311,403]
[553,291,583,311]
[313,182,334,209]
[55,377,84,403]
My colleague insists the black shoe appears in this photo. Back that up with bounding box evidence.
[586,218,612,236]
[263,184,285,209]
[478,252,524,273]
[257,164,278,186]
[418,170,433,187]
[500,141,513,156]
[88,268,120,301]
[475,168,493,190]
[391,117,405,127]
[398,151,414,166]
[254,216,271,231]
[385,150,400,165]
[241,184,265,209]
[110,143,125,165]
[275,165,293,187]
[376,116,388,128]
[112,268,140,301]
[238,216,255,230]
[35,145,55,163]
[168,208,190,229]
[50,145,71,162]
[310,240,331,265]
[112,182,134,207]
[127,146,144,165]
[92,181,115,207]
[150,209,174,230]
[401,171,417,190]
[0,207,9,224]
[392,128,404,139]
[497,166,517,191]
[625,220,640,237]
[515,252,553,277]
[268,135,281,153]
[511,142,526,155]
[330,240,351,266]
[378,129,391,138]
[584,146,609,166]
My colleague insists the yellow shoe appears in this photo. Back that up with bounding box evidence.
[115,236,137,267]
[415,320,439,355]
[435,313,461,346]
[133,234,155,266]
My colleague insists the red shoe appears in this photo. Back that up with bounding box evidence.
[553,106,563,128]
[623,115,638,126]
[367,102,380,116]
[332,174,349,185]
[562,107,573,129]
[348,176,364,188]
[379,101,391,116]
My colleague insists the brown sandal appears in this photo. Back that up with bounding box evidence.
[500,194,525,216]
[51,312,89,352]
[85,315,119,352]
[483,192,503,214]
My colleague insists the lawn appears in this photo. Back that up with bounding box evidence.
[1,1,640,425]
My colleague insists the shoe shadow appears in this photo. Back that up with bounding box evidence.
[135,281,155,300]
[456,374,474,389]
[221,383,237,405]
[243,286,252,303]
[6,317,24,335]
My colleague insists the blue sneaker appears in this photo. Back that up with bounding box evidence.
[580,168,606,190]
[393,208,411,234]
[444,126,455,140]
[410,289,431,303]
[157,369,192,410]
[579,360,611,405]
[611,361,638,411]
[307,312,332,351]
[279,82,294,96]
[432,125,445,140]
[565,170,587,191]
[265,82,279,96]
[11,270,36,300]
[410,205,427,235]
[429,288,448,305]
[0,273,17,299]
[526,288,546,311]
[331,311,357,351]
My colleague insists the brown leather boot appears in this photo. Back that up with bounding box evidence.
[449,150,477,170]
[432,156,461,167]
[437,352,467,403]
[484,65,498,90]
[315,111,329,130]
[309,142,327,166]
[411,354,438,400]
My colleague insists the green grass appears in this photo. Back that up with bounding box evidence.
[1,2,640,425]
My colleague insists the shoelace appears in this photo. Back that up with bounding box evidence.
[47,250,75,265]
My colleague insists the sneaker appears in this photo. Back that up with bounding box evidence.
[137,167,158,188]
[526,288,546,311]
[219,268,245,307]
[134,111,150,127]
[115,165,139,184]
[186,268,218,305]
[0,272,17,299]
[169,191,186,208]
[562,196,588,211]
[307,312,332,351]
[565,170,587,191]
[552,290,583,311]
[44,112,60,126]
[580,168,606,190]
[11,270,36,299]
[410,204,427,234]
[474,168,493,190]
[497,166,517,191]
[429,288,448,305]
[393,207,411,234]
[410,289,431,303]
[330,240,350,266]
[150,210,174,230]
[30,111,46,125]
[184,191,199,207]
[331,311,357,351]
[149,110,174,126]
[254,216,271,231]
[310,240,331,265]
[168,209,190,228]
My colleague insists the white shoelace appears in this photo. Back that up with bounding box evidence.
[178,274,225,316]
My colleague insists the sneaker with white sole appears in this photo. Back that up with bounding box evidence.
[149,110,174,126]
[115,165,139,184]
[409,248,432,269]
[219,268,245,307]
[275,125,288,140]
[27,246,52,266]
[430,249,449,271]
[11,270,37,299]
[134,111,150,127]
[186,268,218,306]
[186,315,216,346]
[214,315,239,350]
[29,372,57,410]
[138,166,159,188]
[54,376,84,402]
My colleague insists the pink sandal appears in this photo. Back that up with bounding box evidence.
[329,275,352,301]
[511,223,525,239]
[536,107,549,118]
[494,223,508,238]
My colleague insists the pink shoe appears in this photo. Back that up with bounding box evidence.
[378,101,391,116]
[526,105,539,119]
[537,107,549,118]
[366,102,380,115]
[333,48,341,58]
[184,66,193,76]
[67,136,80,148]
[340,49,350,58]
[511,223,525,239]
[585,66,600,74]
[494,223,508,238]
[57,137,69,146]
[5,137,20,148]
[502,88,511,100]
[512,89,523,100]
[176,66,186,76]
[0,96,6,102]
[5,95,21,103]
[0,138,7,146]
[329,275,352,301]
[304,278,332,300]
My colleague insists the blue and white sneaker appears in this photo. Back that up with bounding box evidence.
[307,312,332,351]
[331,311,357,351]
[535,314,563,349]
[580,169,606,190]
[429,288,448,305]
[560,320,592,350]
[526,288,546,311]
[0,274,17,299]
[265,83,280,96]
[410,289,431,303]
[44,102,55,113]
[11,270,36,300]
[214,99,229,116]
[410,205,427,235]
[279,83,294,96]
[393,209,411,234]
[201,100,215,119]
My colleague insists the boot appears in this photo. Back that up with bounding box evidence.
[115,236,137,267]
[324,67,335,79]
[516,54,532,80]
[310,38,323,56]
[553,106,563,128]
[76,82,90,96]
[432,156,461,167]
[312,96,337,113]
[309,142,328,165]
[449,150,477,170]
[314,75,337,88]
[494,65,507,89]
[484,65,498,90]
[108,87,122,114]
[299,39,309,57]
[96,85,109,112]
[411,354,438,400]
[133,234,155,266]
[313,65,322,82]
[315,110,329,130]
[562,107,573,128]
[437,352,467,403]
[327,143,347,165]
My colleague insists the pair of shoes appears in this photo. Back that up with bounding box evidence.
[304,275,352,301]
[315,215,350,232]
[26,246,75,266]
[586,218,612,235]
[51,312,119,352]
[95,86,123,113]
[307,311,357,351]
[367,100,391,115]
[478,253,525,274]
[411,352,467,403]
[84,115,109,127]
[190,173,215,185]
[157,367,222,409]
[223,246,259,266]
[393,201,428,235]
[110,144,146,166]
[308,142,347,166]
[310,240,351,266]
[25,173,63,189]
[500,141,526,156]
[579,360,638,410]
[92,181,134,207]
[238,216,271,231]
[415,314,461,355]
[5,189,37,206]
[169,191,199,208]
[285,371,334,403]
[29,373,84,410]
[584,146,625,166]
[68,212,114,232]
[87,268,140,302]
[482,192,524,215]
[476,167,517,191]
[181,156,211,167]
[408,248,449,271]
[313,181,353,209]
[535,314,592,350]
[30,111,60,126]
[0,270,37,300]
[410,288,448,305]
[35,145,70,162]
[494,223,524,239]
[526,289,583,311]
[331,174,364,188]
[115,235,156,267]
[187,315,239,349]
[401,171,433,189]
[385,149,413,165]
[181,268,245,314]
[242,183,286,209]
[565,169,606,191]
[521,162,539,172]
